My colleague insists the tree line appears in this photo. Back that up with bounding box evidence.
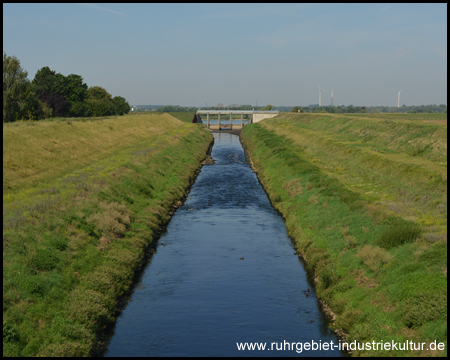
[290,104,447,114]
[155,105,198,113]
[3,53,130,122]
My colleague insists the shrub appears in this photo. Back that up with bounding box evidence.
[377,223,421,249]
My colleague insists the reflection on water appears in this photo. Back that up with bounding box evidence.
[105,133,344,357]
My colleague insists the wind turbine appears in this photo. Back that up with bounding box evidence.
[318,83,328,107]
[397,90,402,108]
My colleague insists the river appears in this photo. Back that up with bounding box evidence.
[104,132,345,357]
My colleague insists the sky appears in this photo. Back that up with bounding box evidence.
[3,3,447,107]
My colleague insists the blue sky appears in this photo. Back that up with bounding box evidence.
[3,3,447,107]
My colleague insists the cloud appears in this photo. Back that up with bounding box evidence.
[78,3,126,16]
[381,6,389,12]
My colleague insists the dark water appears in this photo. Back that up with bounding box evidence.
[206,120,250,125]
[105,133,344,357]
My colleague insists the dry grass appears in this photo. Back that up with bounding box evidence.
[261,114,447,236]
[87,201,131,237]
[282,178,303,198]
[3,113,182,193]
[357,245,393,273]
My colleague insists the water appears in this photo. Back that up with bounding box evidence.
[104,133,344,357]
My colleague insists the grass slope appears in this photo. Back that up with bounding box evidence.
[3,113,213,356]
[241,113,447,357]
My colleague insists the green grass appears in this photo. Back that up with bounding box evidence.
[3,114,213,356]
[167,112,196,123]
[241,113,447,357]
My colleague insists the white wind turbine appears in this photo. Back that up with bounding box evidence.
[397,90,402,108]
[318,83,328,107]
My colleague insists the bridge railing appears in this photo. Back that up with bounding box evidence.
[196,110,278,129]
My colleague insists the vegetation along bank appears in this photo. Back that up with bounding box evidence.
[3,113,213,356]
[240,113,447,356]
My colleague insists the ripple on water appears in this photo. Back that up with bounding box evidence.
[105,133,344,357]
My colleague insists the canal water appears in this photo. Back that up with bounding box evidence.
[105,133,344,357]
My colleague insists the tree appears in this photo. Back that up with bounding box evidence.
[291,106,301,113]
[32,66,70,118]
[64,74,89,117]
[87,86,112,100]
[32,66,66,97]
[3,53,32,122]
[39,92,70,117]
[86,86,114,117]
[112,96,130,115]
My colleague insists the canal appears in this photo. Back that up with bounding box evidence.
[104,132,344,357]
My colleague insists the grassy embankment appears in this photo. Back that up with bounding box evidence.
[241,113,447,356]
[3,113,213,356]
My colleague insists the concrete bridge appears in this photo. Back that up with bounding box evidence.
[194,110,278,130]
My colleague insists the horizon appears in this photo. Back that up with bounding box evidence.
[133,103,447,108]
[3,4,447,107]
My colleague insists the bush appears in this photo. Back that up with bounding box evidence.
[377,223,421,249]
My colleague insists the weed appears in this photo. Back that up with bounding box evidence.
[133,148,153,156]
[377,223,422,249]
[357,245,393,272]
[87,201,130,237]
[309,195,318,204]
[409,144,430,157]
[401,290,447,328]
[344,234,357,249]
[38,187,60,195]
[37,341,91,357]
[29,248,61,271]
[282,178,303,198]
[3,322,19,343]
